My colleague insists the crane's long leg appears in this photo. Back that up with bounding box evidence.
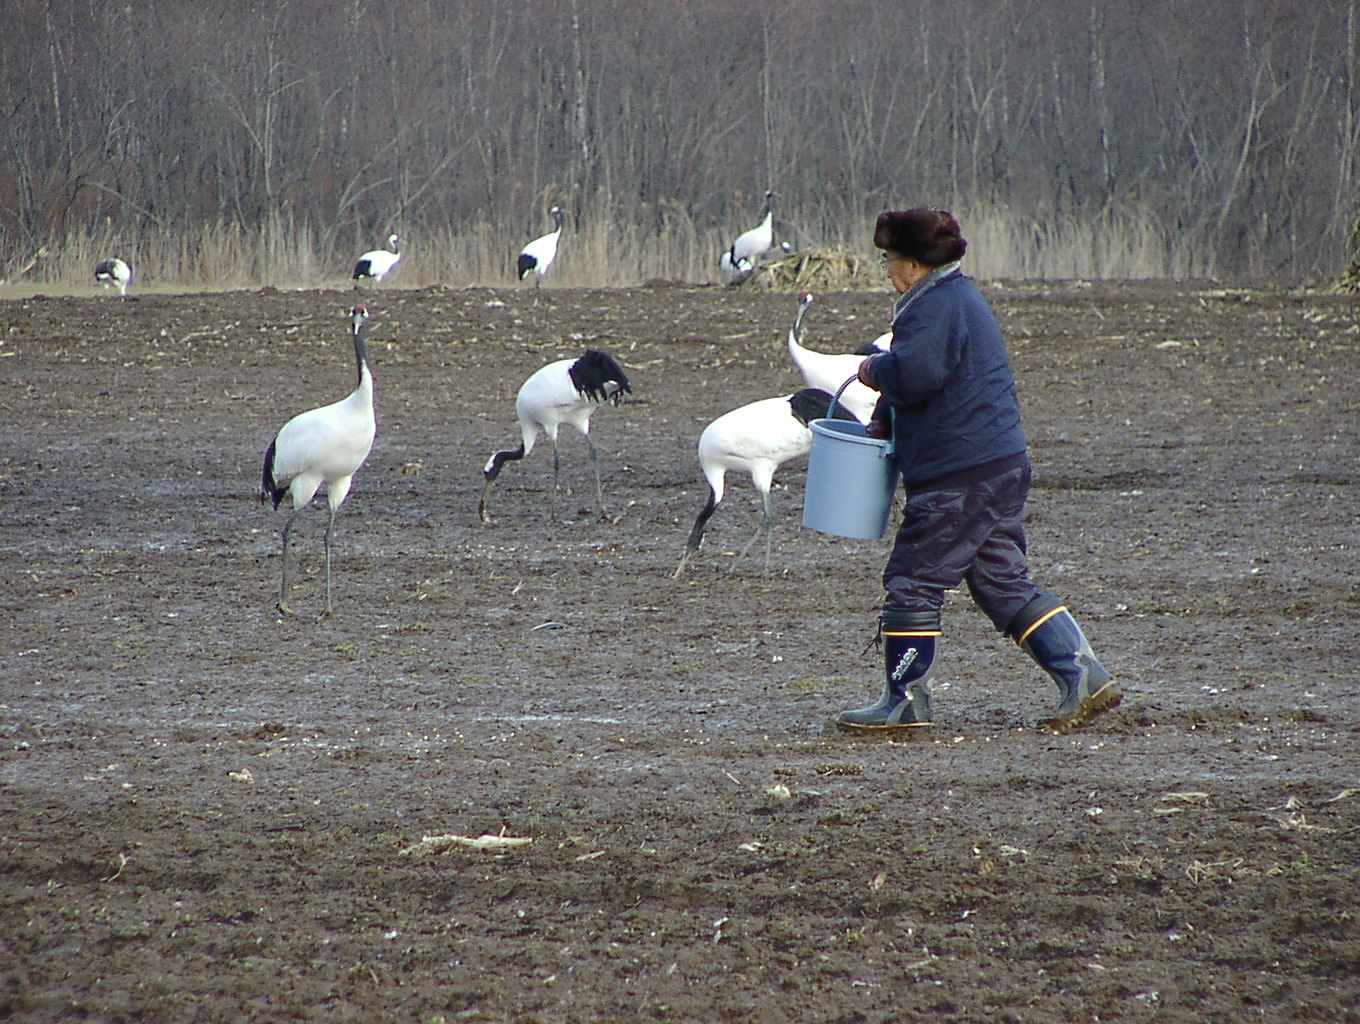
[322,506,338,616]
[550,442,562,517]
[735,492,775,572]
[761,490,776,571]
[586,436,605,518]
[278,511,300,615]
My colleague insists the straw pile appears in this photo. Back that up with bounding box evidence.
[738,245,883,291]
[1339,214,1360,292]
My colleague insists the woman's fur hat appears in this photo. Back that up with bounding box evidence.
[873,209,967,266]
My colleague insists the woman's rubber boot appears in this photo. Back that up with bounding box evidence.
[836,610,938,733]
[1010,594,1120,730]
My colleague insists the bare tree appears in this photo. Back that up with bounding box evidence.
[1,0,1357,281]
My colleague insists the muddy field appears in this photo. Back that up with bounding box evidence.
[2,279,1358,1022]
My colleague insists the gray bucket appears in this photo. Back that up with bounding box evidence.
[802,377,900,539]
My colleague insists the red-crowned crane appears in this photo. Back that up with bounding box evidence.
[95,258,132,296]
[479,349,630,522]
[517,207,563,286]
[674,387,860,577]
[260,306,377,616]
[723,190,777,272]
[786,292,879,423]
[353,235,401,285]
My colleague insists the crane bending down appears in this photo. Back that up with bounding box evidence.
[95,258,132,296]
[674,388,859,577]
[479,349,631,522]
[786,292,880,424]
[718,250,754,285]
[261,306,377,616]
[518,207,564,285]
[353,235,401,284]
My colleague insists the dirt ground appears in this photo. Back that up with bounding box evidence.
[2,278,1358,1023]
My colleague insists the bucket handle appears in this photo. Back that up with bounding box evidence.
[827,374,894,457]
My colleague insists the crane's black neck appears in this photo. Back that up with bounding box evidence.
[791,300,811,344]
[353,322,370,385]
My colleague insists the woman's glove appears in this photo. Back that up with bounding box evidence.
[857,354,882,390]
[865,418,891,440]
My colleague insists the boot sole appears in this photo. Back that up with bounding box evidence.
[1041,682,1122,731]
[835,720,933,735]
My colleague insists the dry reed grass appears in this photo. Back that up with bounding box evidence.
[2,200,1199,295]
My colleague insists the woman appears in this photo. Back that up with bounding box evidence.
[837,209,1119,732]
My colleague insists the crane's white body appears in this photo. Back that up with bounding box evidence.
[518,207,563,284]
[270,386,375,513]
[95,258,132,296]
[698,395,814,510]
[786,292,879,423]
[262,307,376,614]
[730,209,774,265]
[675,388,843,576]
[479,350,630,521]
[511,357,611,456]
[353,235,401,283]
[727,190,777,268]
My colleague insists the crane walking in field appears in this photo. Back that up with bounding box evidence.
[261,306,377,616]
[518,207,564,286]
[353,235,402,285]
[480,350,631,522]
[674,388,859,578]
[95,258,132,296]
[786,292,880,423]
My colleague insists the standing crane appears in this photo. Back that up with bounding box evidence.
[722,190,778,274]
[785,292,879,423]
[260,306,377,616]
[479,349,631,522]
[95,258,132,296]
[674,388,858,577]
[353,235,402,285]
[517,207,564,286]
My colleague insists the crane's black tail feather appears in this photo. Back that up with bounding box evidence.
[789,387,860,426]
[570,350,632,405]
[261,440,287,508]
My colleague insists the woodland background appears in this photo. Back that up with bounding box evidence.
[1,0,1358,288]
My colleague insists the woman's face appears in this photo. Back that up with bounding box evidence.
[882,252,930,294]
